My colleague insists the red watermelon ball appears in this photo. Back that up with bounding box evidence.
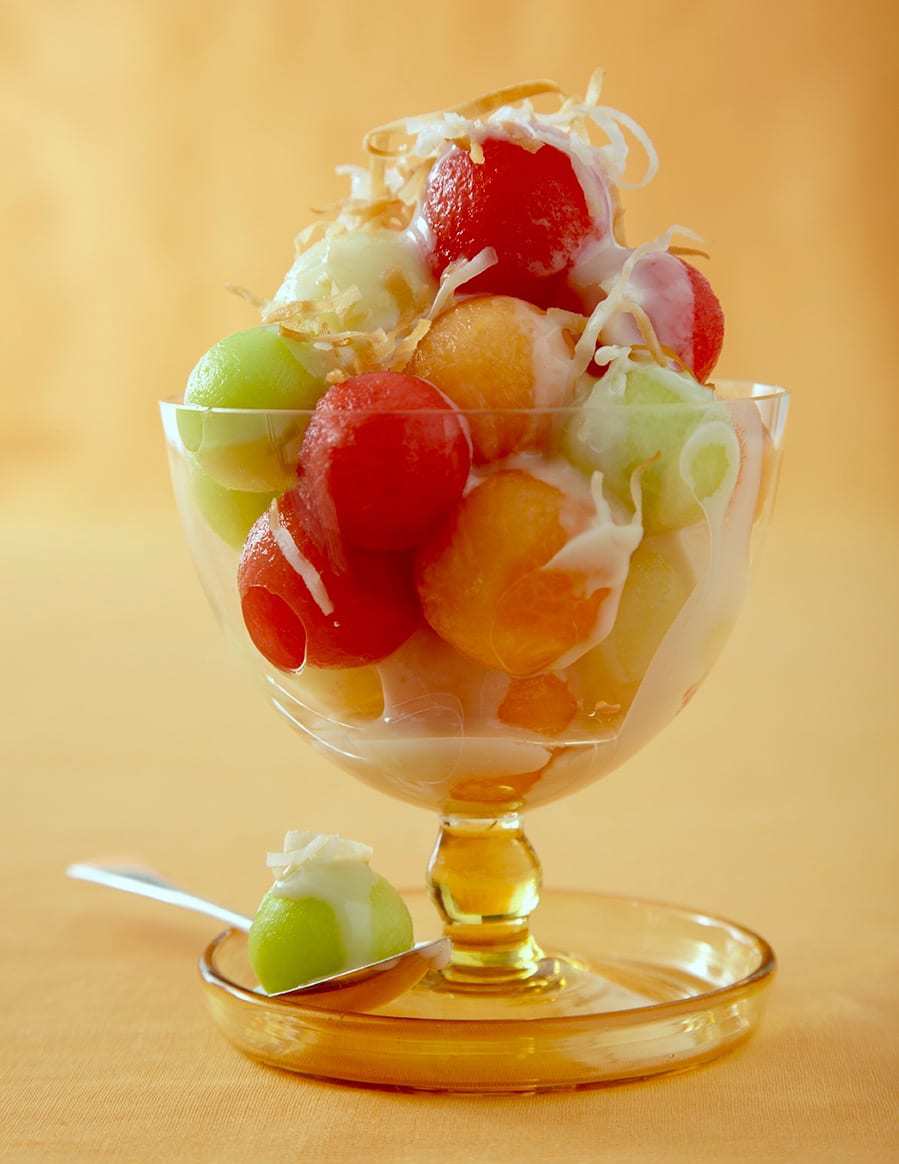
[682,261,725,384]
[637,254,724,384]
[423,138,601,306]
[238,489,419,670]
[299,372,472,552]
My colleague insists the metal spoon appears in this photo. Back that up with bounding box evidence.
[66,861,450,1011]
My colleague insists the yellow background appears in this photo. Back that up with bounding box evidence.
[2,1,896,1160]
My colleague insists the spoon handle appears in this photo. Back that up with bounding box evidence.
[66,862,252,933]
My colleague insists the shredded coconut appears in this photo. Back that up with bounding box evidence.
[571,225,704,377]
[266,830,373,873]
[229,70,711,382]
[269,501,335,617]
[427,247,498,319]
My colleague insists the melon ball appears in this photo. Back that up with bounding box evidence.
[180,326,331,492]
[271,228,435,334]
[248,831,413,994]
[563,362,741,534]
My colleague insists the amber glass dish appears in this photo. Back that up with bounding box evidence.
[200,890,775,1092]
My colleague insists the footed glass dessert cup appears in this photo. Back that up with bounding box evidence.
[161,381,788,1091]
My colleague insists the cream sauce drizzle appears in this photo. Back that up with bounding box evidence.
[267,831,379,971]
[614,398,764,760]
[456,454,643,671]
[544,469,644,667]
[526,307,578,409]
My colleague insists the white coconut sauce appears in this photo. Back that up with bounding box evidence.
[526,308,578,409]
[267,831,378,971]
[601,251,695,362]
[613,398,763,761]
[543,470,644,667]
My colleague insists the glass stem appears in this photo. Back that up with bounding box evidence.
[427,813,543,984]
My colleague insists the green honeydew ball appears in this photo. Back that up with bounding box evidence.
[248,872,413,995]
[564,363,740,534]
[179,325,330,492]
[189,467,276,551]
[248,893,345,993]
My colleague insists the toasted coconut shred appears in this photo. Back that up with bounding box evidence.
[236,70,709,380]
[428,249,498,320]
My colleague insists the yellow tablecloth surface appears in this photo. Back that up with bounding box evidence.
[2,1,897,1159]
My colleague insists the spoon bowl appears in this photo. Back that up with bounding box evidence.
[66,861,449,1009]
[232,932,449,1011]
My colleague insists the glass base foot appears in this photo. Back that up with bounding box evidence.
[201,890,776,1093]
[400,953,680,1020]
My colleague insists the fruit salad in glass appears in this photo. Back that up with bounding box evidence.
[161,71,787,1023]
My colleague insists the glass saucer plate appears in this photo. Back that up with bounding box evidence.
[199,888,775,1093]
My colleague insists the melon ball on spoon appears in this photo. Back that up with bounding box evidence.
[249,831,413,994]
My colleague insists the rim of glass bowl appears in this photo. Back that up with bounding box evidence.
[198,890,777,1029]
[160,381,789,418]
